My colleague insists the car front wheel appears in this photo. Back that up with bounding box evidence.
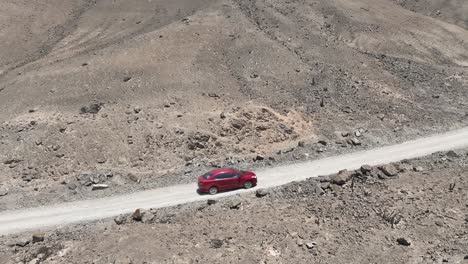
[208,186,218,195]
[243,181,253,189]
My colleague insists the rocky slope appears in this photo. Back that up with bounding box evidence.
[0,0,467,209]
[1,149,467,264]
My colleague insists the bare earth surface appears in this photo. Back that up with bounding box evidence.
[1,0,468,263]
[1,149,467,264]
[0,0,468,210]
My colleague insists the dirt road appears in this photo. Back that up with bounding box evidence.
[1,127,468,235]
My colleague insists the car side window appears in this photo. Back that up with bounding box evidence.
[215,173,238,179]
[215,173,228,180]
[226,173,239,178]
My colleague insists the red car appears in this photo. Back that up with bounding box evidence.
[197,168,257,195]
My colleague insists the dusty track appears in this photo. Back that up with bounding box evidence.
[1,127,468,235]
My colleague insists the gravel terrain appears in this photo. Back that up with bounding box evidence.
[1,149,467,264]
[0,0,467,210]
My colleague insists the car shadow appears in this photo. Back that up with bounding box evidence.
[196,186,256,196]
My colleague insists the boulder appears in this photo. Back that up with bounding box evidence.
[312,183,325,195]
[131,209,154,223]
[396,237,411,246]
[228,196,243,209]
[330,170,353,186]
[379,164,399,177]
[132,209,143,221]
[255,189,269,198]
[32,233,45,243]
[446,150,461,158]
[114,215,127,225]
[360,165,373,175]
[15,238,30,247]
[351,138,361,146]
[413,166,424,172]
[141,211,155,223]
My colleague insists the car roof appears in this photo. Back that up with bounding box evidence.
[210,167,236,176]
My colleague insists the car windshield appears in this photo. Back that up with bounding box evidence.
[201,172,211,179]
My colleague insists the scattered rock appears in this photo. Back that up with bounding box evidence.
[132,209,143,221]
[254,155,265,161]
[397,237,411,246]
[312,183,325,195]
[305,242,316,249]
[133,106,142,114]
[318,175,330,182]
[321,182,330,190]
[354,131,362,137]
[377,113,385,120]
[464,255,468,260]
[330,170,353,186]
[32,233,45,243]
[67,182,77,190]
[231,119,246,129]
[318,140,327,146]
[379,164,399,177]
[255,189,269,198]
[80,103,103,114]
[91,184,109,191]
[141,211,155,223]
[123,77,132,82]
[228,197,243,209]
[28,258,40,264]
[114,215,127,225]
[360,165,373,175]
[210,239,224,249]
[341,132,350,137]
[446,150,460,158]
[3,158,22,165]
[296,239,304,247]
[207,199,217,205]
[298,141,305,147]
[197,204,209,211]
[350,138,361,146]
[220,112,226,119]
[414,166,424,172]
[395,163,412,172]
[16,238,30,247]
[127,173,141,183]
[0,186,8,196]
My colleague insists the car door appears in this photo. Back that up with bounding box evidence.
[226,172,241,189]
[214,173,232,190]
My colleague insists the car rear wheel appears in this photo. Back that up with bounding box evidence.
[208,186,218,195]
[243,181,253,189]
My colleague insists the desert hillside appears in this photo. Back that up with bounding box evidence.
[0,0,467,211]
